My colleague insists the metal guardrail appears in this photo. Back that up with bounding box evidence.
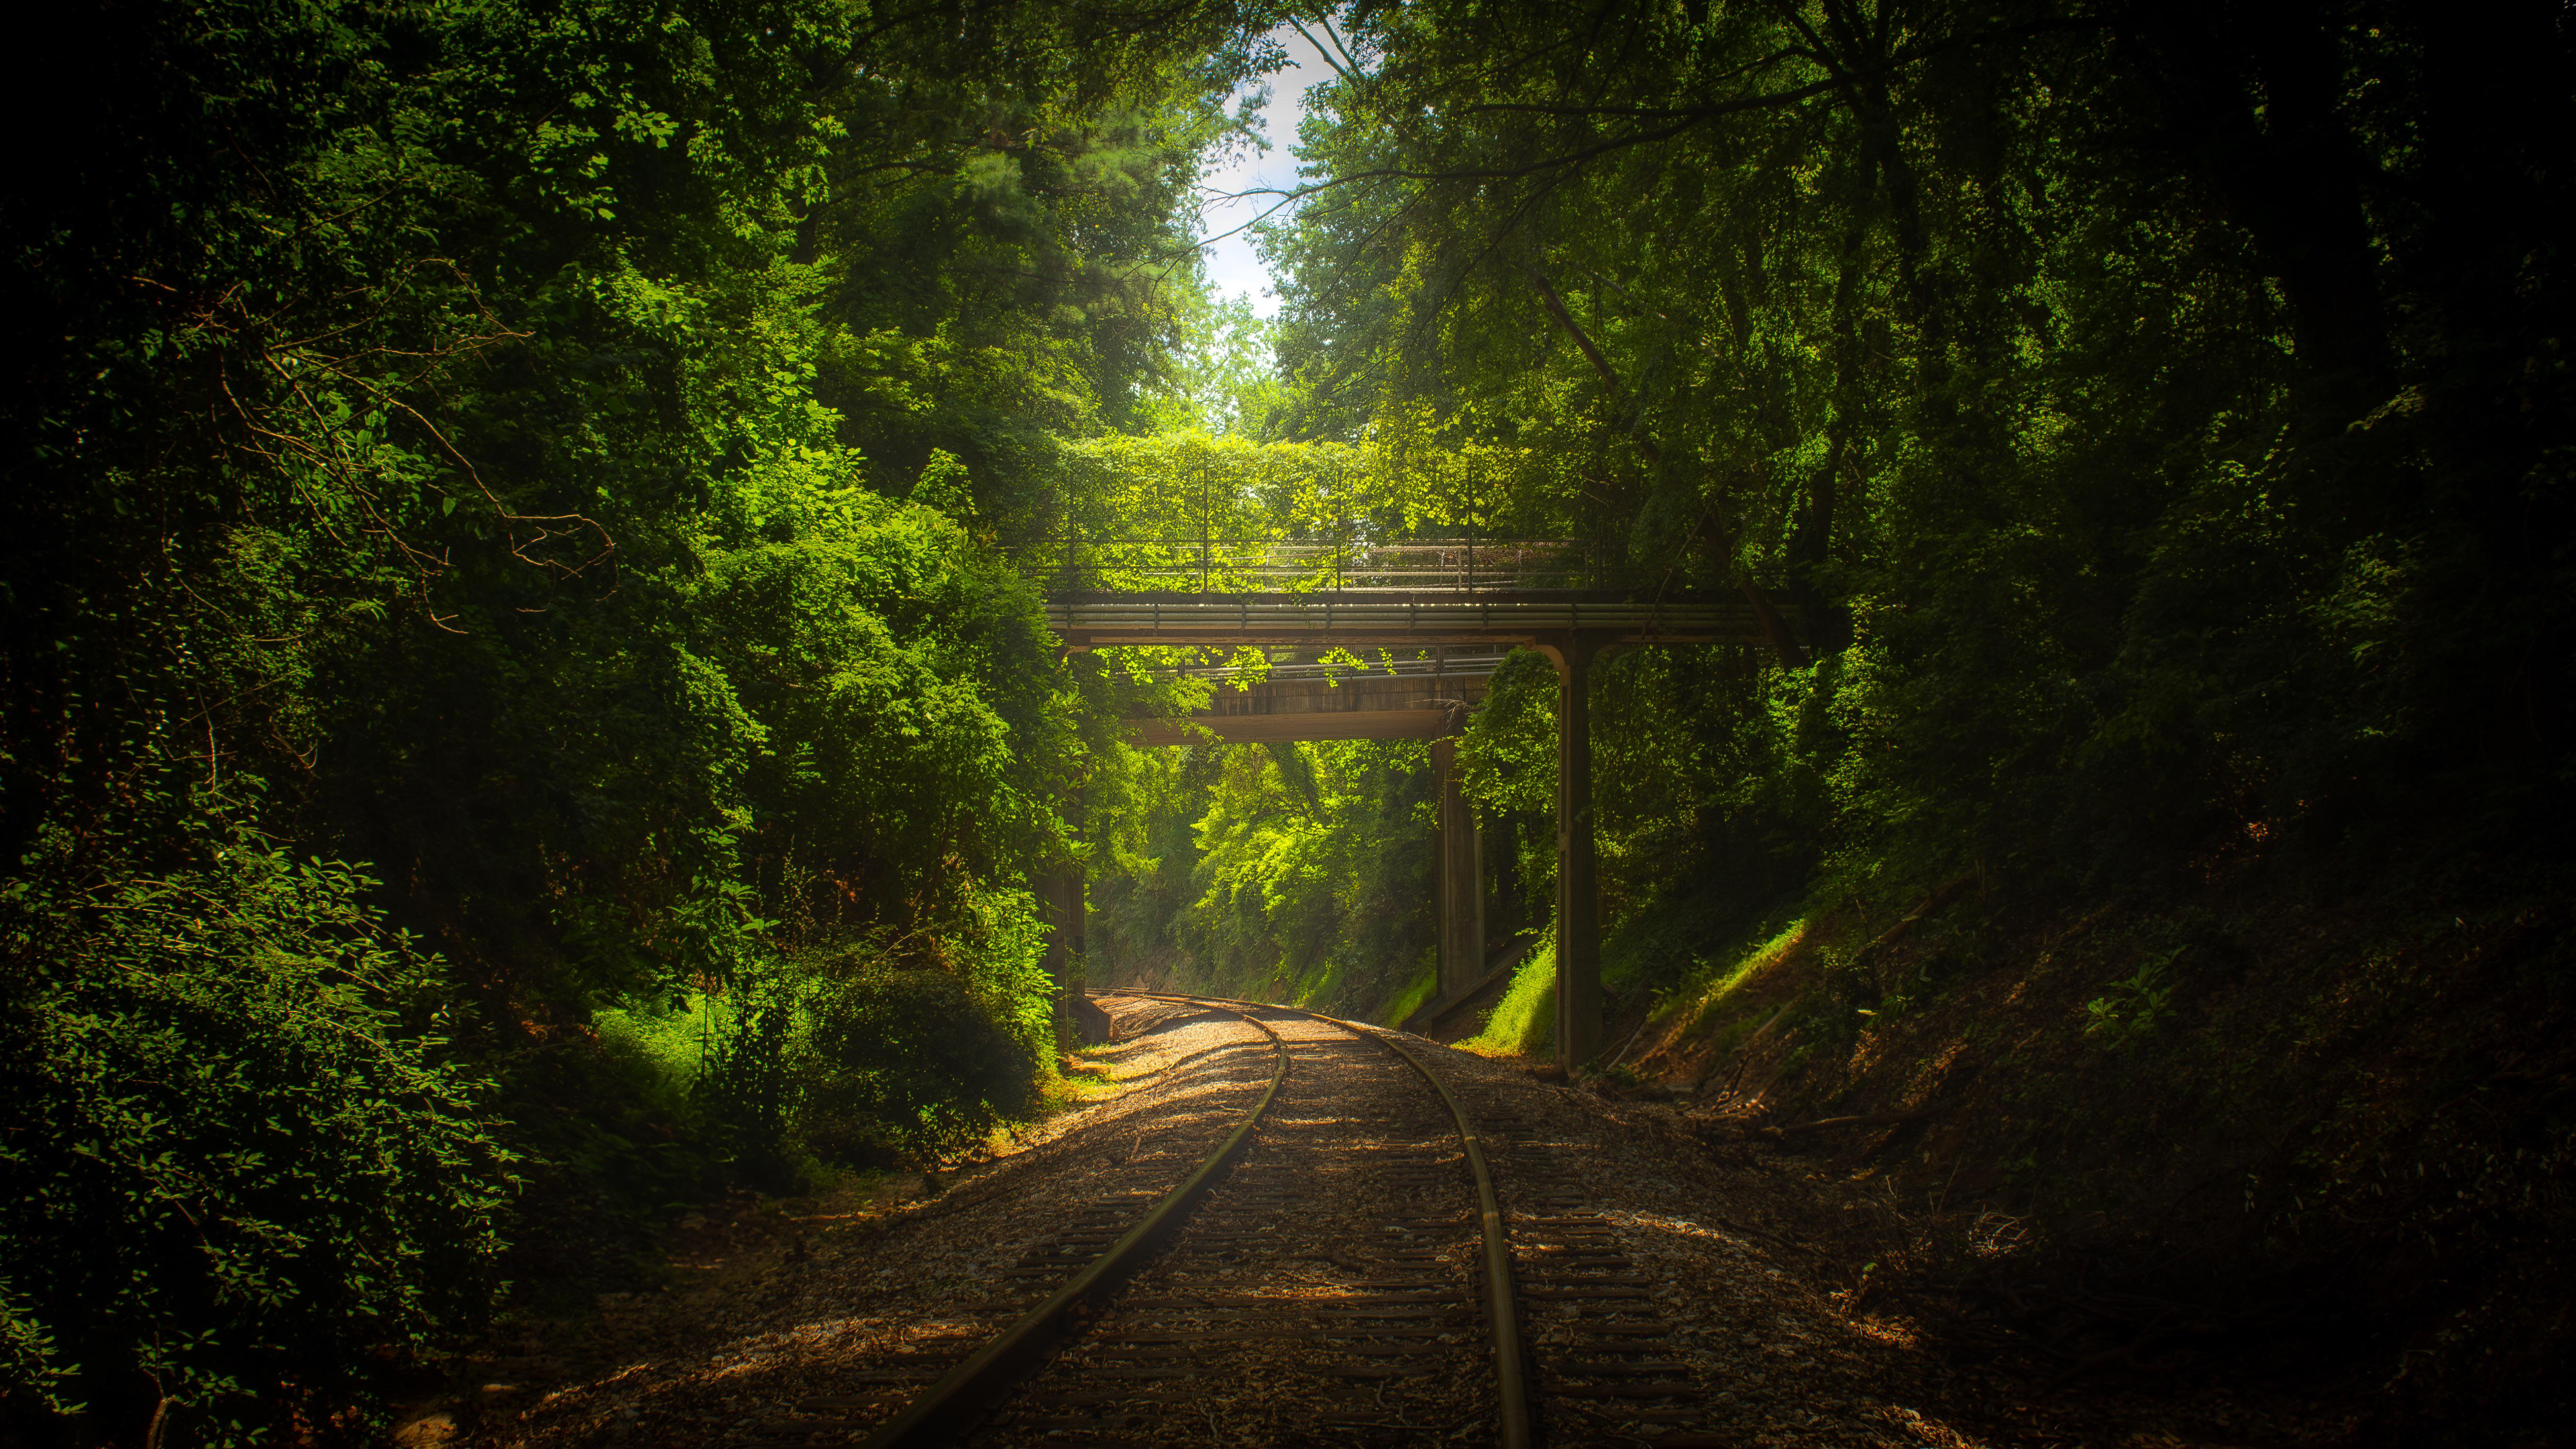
[1155,651,1514,682]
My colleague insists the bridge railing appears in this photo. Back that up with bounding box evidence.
[1028,538,1605,594]
[1149,651,1513,682]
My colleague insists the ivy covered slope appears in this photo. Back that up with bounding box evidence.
[1265,1,2575,1439]
[0,0,1261,1442]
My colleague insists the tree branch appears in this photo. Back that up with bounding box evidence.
[1233,78,1843,203]
[1523,264,1631,415]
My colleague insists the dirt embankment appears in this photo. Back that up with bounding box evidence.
[1585,855,2576,1448]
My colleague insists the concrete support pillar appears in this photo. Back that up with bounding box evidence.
[1042,787,1112,1044]
[1039,866,1111,1044]
[1431,735,1484,1002]
[1038,867,1084,1006]
[1541,636,1603,1067]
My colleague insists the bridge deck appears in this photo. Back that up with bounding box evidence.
[1046,590,1770,650]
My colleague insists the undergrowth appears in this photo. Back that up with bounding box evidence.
[1458,941,1556,1057]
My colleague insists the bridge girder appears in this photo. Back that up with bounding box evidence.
[1126,673,1488,747]
[1046,590,1774,651]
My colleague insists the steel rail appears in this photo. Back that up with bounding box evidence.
[1100,989,1533,1449]
[857,1006,1289,1448]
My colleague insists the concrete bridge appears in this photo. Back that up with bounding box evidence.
[1036,542,1787,1067]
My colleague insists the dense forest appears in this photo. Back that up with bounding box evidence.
[3,1,2571,1445]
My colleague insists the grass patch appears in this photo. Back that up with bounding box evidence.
[1370,952,1438,1026]
[1458,941,1556,1059]
[1668,920,1807,1038]
[1616,919,1817,1082]
[1040,1057,1122,1110]
[593,995,718,1092]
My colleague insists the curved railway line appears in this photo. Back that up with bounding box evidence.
[464,989,2301,1449]
[760,991,1735,1449]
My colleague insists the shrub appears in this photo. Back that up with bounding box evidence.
[688,894,1058,1176]
[797,959,1049,1166]
[0,822,511,1445]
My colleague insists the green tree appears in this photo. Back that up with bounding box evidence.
[0,0,1279,1436]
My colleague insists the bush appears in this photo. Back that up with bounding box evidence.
[798,959,1049,1167]
[689,895,1058,1177]
[0,822,511,1446]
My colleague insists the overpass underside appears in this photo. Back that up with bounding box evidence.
[1130,673,1487,745]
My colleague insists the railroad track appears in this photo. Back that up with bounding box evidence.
[777,990,1719,1448]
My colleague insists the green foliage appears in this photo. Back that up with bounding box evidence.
[2082,949,2182,1049]
[690,898,1057,1177]
[1090,739,1437,1018]
[1368,957,1440,1028]
[13,0,2575,1438]
[1456,651,1560,817]
[1666,920,1807,1030]
[1140,293,1295,438]
[0,0,1277,1434]
[1457,641,1837,1003]
[0,814,509,1441]
[796,910,1055,1164]
[1180,739,1432,1010]
[592,998,718,1097]
[1238,22,2576,1430]
[1048,428,1585,561]
[1274,0,2575,914]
